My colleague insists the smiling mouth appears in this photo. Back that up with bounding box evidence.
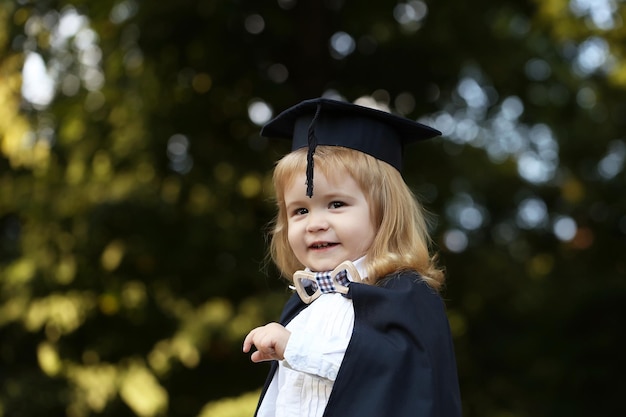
[309,242,338,249]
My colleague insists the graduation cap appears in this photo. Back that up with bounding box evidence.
[260,97,441,197]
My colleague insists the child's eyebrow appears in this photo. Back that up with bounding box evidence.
[284,199,307,210]
[324,191,357,200]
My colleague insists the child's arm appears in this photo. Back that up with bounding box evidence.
[243,321,349,382]
[281,331,349,381]
[242,322,291,362]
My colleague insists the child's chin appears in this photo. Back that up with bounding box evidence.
[310,262,341,273]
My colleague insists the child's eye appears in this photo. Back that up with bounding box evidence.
[329,201,345,209]
[293,208,308,216]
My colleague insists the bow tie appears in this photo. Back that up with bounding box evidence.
[292,260,364,304]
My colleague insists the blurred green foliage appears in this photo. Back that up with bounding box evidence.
[1,0,625,416]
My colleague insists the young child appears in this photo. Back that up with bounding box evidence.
[243,98,462,417]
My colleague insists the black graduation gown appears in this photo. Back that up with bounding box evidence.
[254,271,463,417]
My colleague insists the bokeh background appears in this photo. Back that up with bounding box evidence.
[1,0,625,416]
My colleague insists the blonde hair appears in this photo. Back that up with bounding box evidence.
[269,146,445,291]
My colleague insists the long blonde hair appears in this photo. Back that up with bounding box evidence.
[269,146,445,291]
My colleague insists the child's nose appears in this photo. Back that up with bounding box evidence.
[305,211,329,232]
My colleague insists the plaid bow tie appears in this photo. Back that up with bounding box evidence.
[312,269,351,293]
[292,260,364,304]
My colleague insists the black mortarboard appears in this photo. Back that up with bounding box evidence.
[261,97,441,197]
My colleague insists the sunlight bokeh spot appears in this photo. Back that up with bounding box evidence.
[446,310,467,337]
[171,335,201,368]
[55,255,77,284]
[446,193,486,231]
[458,77,489,109]
[244,14,265,34]
[98,294,119,316]
[525,58,552,81]
[330,31,356,59]
[121,281,147,309]
[248,100,273,126]
[597,140,625,179]
[553,216,577,241]
[394,1,428,24]
[228,311,261,340]
[92,151,112,179]
[197,390,260,417]
[21,52,55,107]
[0,296,28,326]
[516,197,548,229]
[443,229,468,253]
[167,134,193,174]
[267,63,289,83]
[576,86,597,108]
[148,341,171,375]
[570,0,620,29]
[66,363,118,413]
[574,36,610,76]
[501,96,524,120]
[124,48,145,75]
[59,116,86,144]
[192,72,212,93]
[4,258,36,286]
[100,240,125,271]
[110,0,139,25]
[200,298,234,327]
[37,341,62,376]
[394,92,416,116]
[25,292,96,334]
[120,362,168,417]
[85,91,106,112]
[394,1,428,31]
[238,173,262,198]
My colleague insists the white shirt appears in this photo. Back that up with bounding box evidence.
[257,258,367,417]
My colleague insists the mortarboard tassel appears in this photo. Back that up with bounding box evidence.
[305,103,323,197]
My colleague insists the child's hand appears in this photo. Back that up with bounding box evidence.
[242,322,291,362]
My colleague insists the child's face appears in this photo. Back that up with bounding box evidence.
[284,168,376,272]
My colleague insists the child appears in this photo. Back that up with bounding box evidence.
[243,98,462,417]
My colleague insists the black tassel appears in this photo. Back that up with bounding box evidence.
[306,103,322,197]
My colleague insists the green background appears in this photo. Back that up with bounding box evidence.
[1,0,624,416]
